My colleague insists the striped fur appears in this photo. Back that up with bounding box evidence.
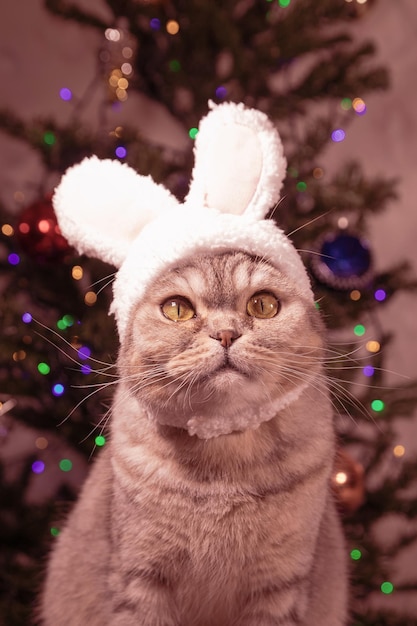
[41,252,347,625]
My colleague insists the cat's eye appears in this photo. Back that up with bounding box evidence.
[161,296,195,322]
[247,291,280,319]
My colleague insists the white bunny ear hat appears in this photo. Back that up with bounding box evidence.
[53,101,314,342]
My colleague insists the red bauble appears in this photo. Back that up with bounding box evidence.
[16,197,72,262]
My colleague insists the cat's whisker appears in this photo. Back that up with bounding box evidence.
[87,271,117,291]
[287,210,332,239]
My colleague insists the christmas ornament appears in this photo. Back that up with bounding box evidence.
[331,448,365,514]
[16,197,72,262]
[310,230,372,290]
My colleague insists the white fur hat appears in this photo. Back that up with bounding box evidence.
[53,102,314,341]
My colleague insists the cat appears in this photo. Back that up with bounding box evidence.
[40,251,348,626]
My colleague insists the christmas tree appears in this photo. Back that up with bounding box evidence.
[1,1,417,624]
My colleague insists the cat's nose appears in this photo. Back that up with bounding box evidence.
[213,329,241,349]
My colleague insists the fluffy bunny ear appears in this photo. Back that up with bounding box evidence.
[185,102,286,220]
[53,156,179,267]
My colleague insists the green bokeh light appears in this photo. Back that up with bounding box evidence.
[354,324,366,337]
[341,98,352,110]
[57,319,66,330]
[50,527,60,537]
[350,549,362,561]
[38,362,51,375]
[278,0,291,6]
[381,581,394,595]
[95,435,106,447]
[59,459,73,472]
[371,399,385,412]
[43,131,56,146]
[189,127,199,140]
[296,181,307,192]
[62,314,74,327]
[169,59,181,72]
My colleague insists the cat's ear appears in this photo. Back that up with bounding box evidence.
[53,156,179,267]
[185,102,286,220]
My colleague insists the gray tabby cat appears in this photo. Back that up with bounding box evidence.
[40,251,347,626]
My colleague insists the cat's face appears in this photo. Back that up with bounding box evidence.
[120,252,323,435]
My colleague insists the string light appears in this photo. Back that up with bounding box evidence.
[52,383,65,397]
[353,97,367,115]
[166,20,180,35]
[393,445,405,458]
[1,224,14,236]
[374,289,386,302]
[337,217,349,229]
[335,471,348,485]
[59,459,73,472]
[12,350,26,361]
[169,60,181,72]
[37,362,51,375]
[350,549,362,561]
[350,290,361,301]
[150,18,161,30]
[380,581,394,595]
[59,87,72,101]
[341,98,352,110]
[371,399,385,412]
[366,340,380,353]
[105,28,121,42]
[43,131,56,146]
[115,146,127,159]
[8,253,20,265]
[32,460,45,474]
[72,265,83,280]
[85,291,97,305]
[35,437,49,450]
[331,129,346,142]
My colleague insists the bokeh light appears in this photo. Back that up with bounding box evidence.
[52,383,65,397]
[59,87,72,101]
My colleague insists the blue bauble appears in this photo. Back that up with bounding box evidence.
[311,232,372,289]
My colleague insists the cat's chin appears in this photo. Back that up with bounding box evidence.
[144,378,310,440]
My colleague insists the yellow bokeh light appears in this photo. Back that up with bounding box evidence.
[312,167,324,179]
[1,224,14,236]
[116,88,128,101]
[72,265,83,280]
[117,77,129,90]
[350,290,361,301]
[393,445,405,458]
[166,20,180,35]
[335,471,348,485]
[36,437,49,450]
[85,291,97,306]
[337,217,349,229]
[13,350,26,362]
[366,340,380,353]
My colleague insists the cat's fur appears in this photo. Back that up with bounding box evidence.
[40,252,348,626]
